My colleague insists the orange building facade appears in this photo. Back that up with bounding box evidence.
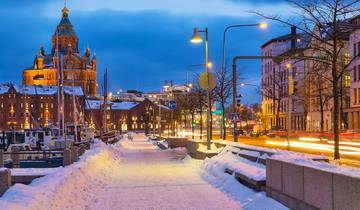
[22,6,97,96]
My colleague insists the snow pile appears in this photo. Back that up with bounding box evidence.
[200,148,288,209]
[271,154,360,178]
[0,140,120,210]
[197,143,224,154]
[10,168,62,176]
[202,146,266,181]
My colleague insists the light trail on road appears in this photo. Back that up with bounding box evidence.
[266,140,360,156]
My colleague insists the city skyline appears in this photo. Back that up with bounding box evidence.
[0,0,291,104]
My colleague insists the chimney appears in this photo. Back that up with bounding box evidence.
[291,26,296,50]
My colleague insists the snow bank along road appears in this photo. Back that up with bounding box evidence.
[0,134,287,210]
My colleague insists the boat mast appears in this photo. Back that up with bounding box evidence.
[72,75,78,142]
[60,55,65,140]
[56,29,61,137]
[104,68,108,134]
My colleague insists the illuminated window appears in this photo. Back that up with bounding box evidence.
[345,52,351,65]
[345,73,350,88]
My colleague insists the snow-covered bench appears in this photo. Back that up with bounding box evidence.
[204,146,267,191]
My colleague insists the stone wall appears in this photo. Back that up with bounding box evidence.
[266,158,360,210]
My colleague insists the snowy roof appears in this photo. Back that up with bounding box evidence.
[155,104,170,110]
[36,86,58,95]
[63,86,84,96]
[170,84,190,93]
[85,100,101,110]
[85,100,139,110]
[0,84,84,96]
[0,85,10,94]
[110,101,139,110]
[13,85,58,95]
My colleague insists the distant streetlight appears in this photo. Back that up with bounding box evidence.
[190,27,212,150]
[220,22,267,142]
[240,83,258,88]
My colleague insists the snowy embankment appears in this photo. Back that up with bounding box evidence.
[200,146,288,209]
[0,135,288,210]
[0,140,120,210]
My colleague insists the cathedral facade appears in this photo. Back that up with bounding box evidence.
[22,6,97,96]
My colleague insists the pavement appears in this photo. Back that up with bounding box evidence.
[84,136,246,210]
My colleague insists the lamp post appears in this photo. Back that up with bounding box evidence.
[286,63,293,151]
[221,23,267,141]
[190,27,211,150]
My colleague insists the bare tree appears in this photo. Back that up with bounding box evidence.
[213,67,233,139]
[261,65,288,130]
[255,0,359,159]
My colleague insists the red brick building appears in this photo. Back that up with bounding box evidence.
[0,84,84,131]
[85,99,170,133]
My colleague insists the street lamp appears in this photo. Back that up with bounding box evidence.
[220,22,267,142]
[190,27,211,150]
[286,63,293,151]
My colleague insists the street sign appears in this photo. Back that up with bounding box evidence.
[199,72,217,90]
[168,100,177,110]
[231,113,240,122]
[212,110,223,115]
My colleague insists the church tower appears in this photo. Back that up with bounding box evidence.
[22,5,98,96]
[52,6,79,54]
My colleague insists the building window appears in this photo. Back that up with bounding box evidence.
[345,73,350,88]
[354,66,357,82]
[354,43,357,58]
[354,88,357,104]
[345,52,351,65]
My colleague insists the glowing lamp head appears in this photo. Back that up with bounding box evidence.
[259,22,268,29]
[286,63,292,69]
[190,28,203,44]
[207,62,213,68]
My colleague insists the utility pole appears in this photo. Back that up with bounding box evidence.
[232,62,238,142]
[103,69,108,134]
[158,101,162,138]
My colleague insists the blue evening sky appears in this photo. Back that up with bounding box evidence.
[0,0,294,104]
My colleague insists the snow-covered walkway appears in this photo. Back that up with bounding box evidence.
[0,134,287,210]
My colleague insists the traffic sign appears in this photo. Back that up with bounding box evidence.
[168,100,177,110]
[231,113,240,122]
[199,72,217,90]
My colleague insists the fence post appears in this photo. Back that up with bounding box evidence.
[78,145,86,156]
[11,147,20,168]
[63,149,71,167]
[0,150,3,168]
[0,168,11,196]
[71,146,79,163]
